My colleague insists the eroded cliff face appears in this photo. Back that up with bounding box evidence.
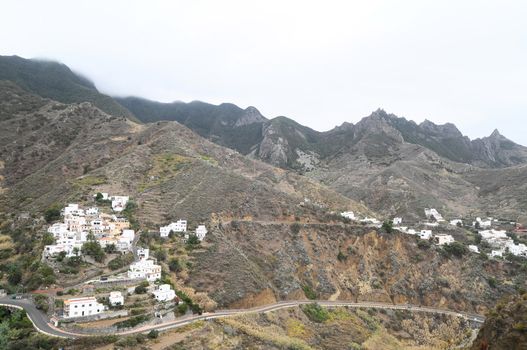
[188,221,526,312]
[257,123,291,167]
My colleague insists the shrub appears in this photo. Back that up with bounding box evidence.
[134,281,149,294]
[488,277,498,288]
[168,258,183,273]
[147,330,159,339]
[441,242,467,258]
[382,221,394,233]
[290,223,301,235]
[114,315,151,329]
[337,251,346,262]
[302,285,318,300]
[177,303,188,315]
[301,303,329,323]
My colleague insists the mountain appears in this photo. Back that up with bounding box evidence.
[2,57,527,220]
[115,97,267,154]
[1,81,525,314]
[0,55,138,122]
[120,99,527,219]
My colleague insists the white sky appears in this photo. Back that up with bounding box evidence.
[1,0,526,144]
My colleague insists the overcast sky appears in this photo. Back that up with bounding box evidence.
[1,0,526,144]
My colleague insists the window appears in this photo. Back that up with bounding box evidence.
[74,305,78,308]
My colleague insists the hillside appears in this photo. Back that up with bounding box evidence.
[151,306,473,350]
[470,292,527,350]
[0,81,368,294]
[0,55,138,122]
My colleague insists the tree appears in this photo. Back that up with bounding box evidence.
[382,221,394,234]
[135,281,149,294]
[44,206,61,223]
[186,234,200,245]
[441,242,467,258]
[95,192,104,202]
[7,264,22,285]
[81,236,105,263]
[104,244,117,254]
[154,249,167,262]
[177,303,188,315]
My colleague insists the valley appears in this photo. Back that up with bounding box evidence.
[0,55,525,349]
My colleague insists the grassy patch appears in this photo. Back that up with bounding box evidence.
[286,318,310,339]
[73,175,107,187]
[139,153,191,191]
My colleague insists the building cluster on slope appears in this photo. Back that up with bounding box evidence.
[480,229,527,258]
[159,221,208,241]
[44,202,134,258]
[127,248,162,282]
[341,207,526,259]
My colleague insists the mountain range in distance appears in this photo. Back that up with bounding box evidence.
[2,54,527,222]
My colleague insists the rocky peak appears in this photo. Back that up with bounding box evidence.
[330,121,354,132]
[419,119,463,138]
[353,110,405,143]
[234,106,267,127]
[489,129,502,138]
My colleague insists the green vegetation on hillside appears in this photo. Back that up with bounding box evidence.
[0,55,138,121]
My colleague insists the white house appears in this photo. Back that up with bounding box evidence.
[121,229,135,243]
[506,242,527,257]
[111,196,129,212]
[468,245,480,253]
[450,219,463,226]
[137,247,150,260]
[419,230,432,240]
[341,211,355,220]
[159,220,188,237]
[128,259,161,281]
[360,217,381,225]
[195,225,207,241]
[63,204,85,217]
[108,291,124,306]
[424,208,445,222]
[63,297,104,318]
[490,250,503,258]
[152,284,176,302]
[393,217,403,226]
[86,207,99,216]
[47,223,69,237]
[435,234,455,246]
[474,217,492,229]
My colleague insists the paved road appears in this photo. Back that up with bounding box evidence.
[0,296,485,339]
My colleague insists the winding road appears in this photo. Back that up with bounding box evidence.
[0,296,485,339]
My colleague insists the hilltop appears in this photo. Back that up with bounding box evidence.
[0,55,138,122]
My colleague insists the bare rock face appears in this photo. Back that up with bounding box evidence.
[471,129,527,167]
[234,106,267,127]
[257,123,290,167]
